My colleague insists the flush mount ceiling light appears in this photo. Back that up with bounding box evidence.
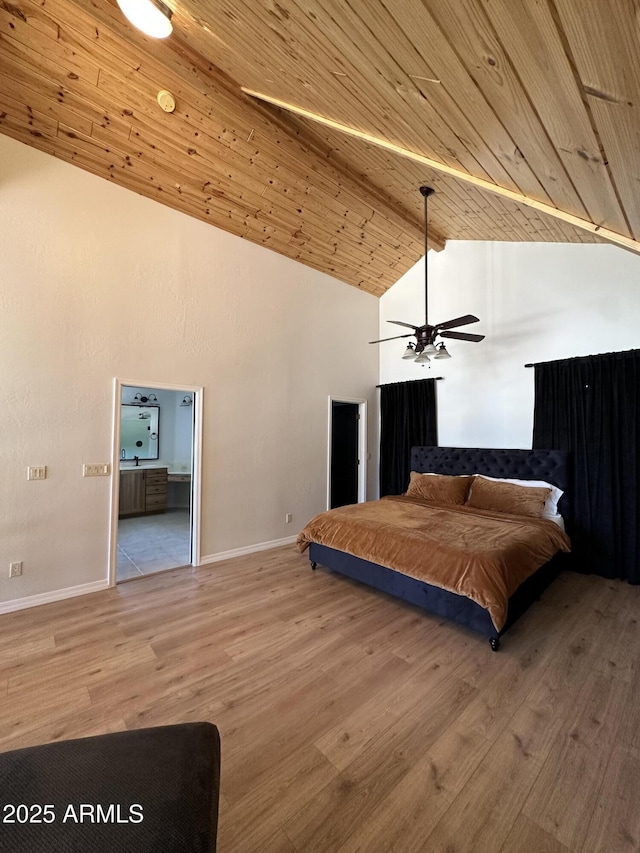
[368,187,485,365]
[116,0,173,38]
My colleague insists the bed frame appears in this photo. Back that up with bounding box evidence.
[309,446,570,650]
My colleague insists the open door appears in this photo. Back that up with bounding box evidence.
[109,379,203,585]
[328,397,367,509]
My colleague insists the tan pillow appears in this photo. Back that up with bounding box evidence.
[467,476,550,518]
[405,472,472,505]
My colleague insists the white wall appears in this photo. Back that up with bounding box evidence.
[0,135,379,605]
[380,241,640,448]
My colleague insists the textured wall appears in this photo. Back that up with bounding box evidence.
[0,135,379,604]
[380,240,640,448]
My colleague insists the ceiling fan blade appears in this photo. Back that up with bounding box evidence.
[434,314,480,331]
[369,333,414,344]
[388,320,420,329]
[439,330,485,342]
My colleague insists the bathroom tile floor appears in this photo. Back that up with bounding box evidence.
[117,509,190,581]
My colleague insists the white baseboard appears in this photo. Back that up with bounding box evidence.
[0,579,110,615]
[199,535,297,566]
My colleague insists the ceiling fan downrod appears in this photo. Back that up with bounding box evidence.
[419,185,435,329]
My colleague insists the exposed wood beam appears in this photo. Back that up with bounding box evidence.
[242,88,640,257]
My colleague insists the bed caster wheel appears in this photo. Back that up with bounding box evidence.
[489,637,500,652]
[310,561,317,571]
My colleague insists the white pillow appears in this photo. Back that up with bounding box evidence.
[545,513,565,531]
[471,474,564,519]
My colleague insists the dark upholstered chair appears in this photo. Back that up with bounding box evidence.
[0,722,220,852]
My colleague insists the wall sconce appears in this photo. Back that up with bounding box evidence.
[180,395,193,407]
[133,392,158,405]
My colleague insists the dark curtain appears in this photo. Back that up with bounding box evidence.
[379,379,437,496]
[533,349,640,583]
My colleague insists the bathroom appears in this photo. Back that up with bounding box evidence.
[116,385,194,581]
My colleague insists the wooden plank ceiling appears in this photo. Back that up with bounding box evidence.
[1,0,638,295]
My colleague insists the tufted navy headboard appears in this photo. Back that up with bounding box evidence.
[411,446,570,517]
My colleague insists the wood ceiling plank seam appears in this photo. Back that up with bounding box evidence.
[8,102,389,291]
[124,103,424,262]
[112,135,408,275]
[454,182,532,242]
[544,0,634,240]
[0,10,99,88]
[4,47,131,142]
[5,0,618,274]
[251,107,433,240]
[421,0,590,220]
[503,198,563,242]
[509,199,566,241]
[31,5,424,256]
[222,0,474,162]
[180,0,454,167]
[298,0,502,182]
[18,0,441,251]
[109,67,426,241]
[325,0,522,191]
[292,126,487,240]
[369,0,554,204]
[0,67,94,138]
[0,0,58,40]
[482,190,567,242]
[581,98,640,241]
[216,0,499,184]
[477,0,630,236]
[245,87,640,254]
[243,102,445,249]
[551,0,640,239]
[0,90,59,138]
[434,174,523,241]
[0,33,135,138]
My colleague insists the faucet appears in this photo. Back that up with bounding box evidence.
[134,456,140,467]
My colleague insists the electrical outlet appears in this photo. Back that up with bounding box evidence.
[9,561,22,578]
[285,513,293,523]
[83,464,111,477]
[27,466,47,480]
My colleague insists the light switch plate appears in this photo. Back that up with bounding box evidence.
[27,466,47,480]
[83,463,111,477]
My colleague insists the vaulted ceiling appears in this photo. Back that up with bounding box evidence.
[1,0,639,295]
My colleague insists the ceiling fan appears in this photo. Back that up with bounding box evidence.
[370,186,484,362]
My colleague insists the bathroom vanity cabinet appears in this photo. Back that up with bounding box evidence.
[119,468,168,517]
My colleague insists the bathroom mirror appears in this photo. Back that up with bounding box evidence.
[120,405,160,460]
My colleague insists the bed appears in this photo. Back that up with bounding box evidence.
[298,446,570,650]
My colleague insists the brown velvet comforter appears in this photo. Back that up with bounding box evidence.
[297,496,570,631]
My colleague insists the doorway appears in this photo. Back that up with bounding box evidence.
[327,397,367,509]
[109,380,203,585]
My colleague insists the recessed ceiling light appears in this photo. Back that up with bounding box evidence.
[116,0,173,38]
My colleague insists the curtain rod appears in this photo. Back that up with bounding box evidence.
[526,348,640,370]
[376,377,443,388]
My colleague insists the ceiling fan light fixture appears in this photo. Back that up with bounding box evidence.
[402,343,416,359]
[424,342,438,356]
[116,0,173,38]
[414,350,431,364]
[434,343,451,359]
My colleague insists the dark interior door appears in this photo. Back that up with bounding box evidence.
[331,402,359,509]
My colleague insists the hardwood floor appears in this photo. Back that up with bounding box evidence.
[1,547,639,852]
